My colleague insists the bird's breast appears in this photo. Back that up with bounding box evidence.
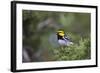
[58,39,73,46]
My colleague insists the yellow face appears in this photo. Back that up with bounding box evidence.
[57,30,65,37]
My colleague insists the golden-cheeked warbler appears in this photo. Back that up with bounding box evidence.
[56,30,73,46]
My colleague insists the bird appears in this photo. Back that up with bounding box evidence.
[56,30,73,46]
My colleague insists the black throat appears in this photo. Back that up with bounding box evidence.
[57,34,63,40]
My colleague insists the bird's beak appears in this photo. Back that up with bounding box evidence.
[56,32,57,35]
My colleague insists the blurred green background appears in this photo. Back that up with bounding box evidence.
[22,10,91,62]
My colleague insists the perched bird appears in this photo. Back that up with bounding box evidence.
[56,30,73,46]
